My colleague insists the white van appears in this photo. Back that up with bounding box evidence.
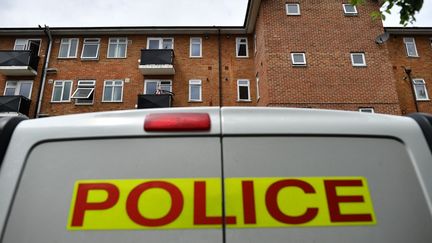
[0,107,431,243]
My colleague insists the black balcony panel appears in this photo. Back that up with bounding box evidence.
[0,50,40,76]
[0,96,31,116]
[137,94,172,109]
[140,49,174,65]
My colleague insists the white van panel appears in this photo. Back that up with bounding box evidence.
[223,136,432,243]
[2,137,223,243]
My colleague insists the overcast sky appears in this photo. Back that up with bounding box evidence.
[0,0,430,28]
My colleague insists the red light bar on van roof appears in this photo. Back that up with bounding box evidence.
[144,113,211,132]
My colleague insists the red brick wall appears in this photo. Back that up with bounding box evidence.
[386,34,432,115]
[0,36,48,118]
[1,34,256,117]
[254,0,401,114]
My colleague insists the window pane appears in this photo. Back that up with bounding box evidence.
[344,4,356,13]
[59,43,69,57]
[62,82,71,101]
[352,54,364,64]
[53,86,62,101]
[287,4,299,14]
[239,86,249,100]
[19,83,32,98]
[118,44,126,57]
[163,39,173,49]
[406,43,417,56]
[113,86,122,101]
[238,44,247,56]
[83,44,98,58]
[146,82,157,94]
[293,54,305,63]
[148,40,160,49]
[108,44,117,57]
[190,85,201,100]
[5,88,15,96]
[104,86,113,101]
[191,43,201,56]
[70,39,78,57]
[160,83,172,92]
[415,85,428,99]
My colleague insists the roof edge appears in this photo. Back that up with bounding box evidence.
[385,27,432,35]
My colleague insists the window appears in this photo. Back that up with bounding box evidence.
[413,79,429,101]
[81,38,100,59]
[147,38,174,49]
[286,3,300,15]
[107,38,127,58]
[14,39,41,55]
[403,37,419,57]
[351,53,366,66]
[51,80,72,102]
[291,52,306,66]
[4,81,33,99]
[189,80,202,102]
[71,80,95,105]
[103,80,123,102]
[144,80,172,94]
[256,75,260,101]
[343,4,358,15]
[236,37,248,58]
[237,80,251,101]
[359,108,374,113]
[190,37,202,57]
[58,38,79,58]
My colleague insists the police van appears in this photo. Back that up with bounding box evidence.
[0,107,431,243]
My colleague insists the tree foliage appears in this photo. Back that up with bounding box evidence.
[351,0,424,26]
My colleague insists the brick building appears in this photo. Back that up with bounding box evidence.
[385,27,432,115]
[0,0,402,118]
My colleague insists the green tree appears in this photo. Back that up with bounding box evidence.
[351,0,424,25]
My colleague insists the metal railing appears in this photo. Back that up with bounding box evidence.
[0,50,40,71]
[140,49,174,65]
[0,96,31,116]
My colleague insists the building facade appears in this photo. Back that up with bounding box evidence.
[385,27,432,115]
[0,0,403,118]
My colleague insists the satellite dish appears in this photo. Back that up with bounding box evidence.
[375,32,390,44]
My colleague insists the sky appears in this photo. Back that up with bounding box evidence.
[0,0,430,28]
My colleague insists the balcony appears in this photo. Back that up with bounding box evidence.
[0,50,39,76]
[0,96,31,116]
[139,49,175,75]
[137,94,172,109]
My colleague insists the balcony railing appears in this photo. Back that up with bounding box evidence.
[0,50,39,76]
[0,96,31,116]
[139,49,175,75]
[137,94,172,109]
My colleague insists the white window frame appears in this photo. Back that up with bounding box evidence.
[256,75,260,101]
[286,3,300,15]
[81,38,101,59]
[291,52,306,66]
[102,80,124,102]
[71,80,96,105]
[351,53,367,66]
[4,80,33,99]
[413,79,429,101]
[144,80,172,94]
[146,37,174,49]
[190,37,202,58]
[188,80,202,102]
[51,80,73,103]
[254,33,257,54]
[236,37,249,58]
[107,37,128,58]
[343,4,358,15]
[359,108,375,113]
[14,39,42,55]
[403,37,419,57]
[237,79,251,102]
[58,38,79,58]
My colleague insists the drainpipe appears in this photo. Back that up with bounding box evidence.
[403,66,419,113]
[218,28,223,107]
[35,25,52,118]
